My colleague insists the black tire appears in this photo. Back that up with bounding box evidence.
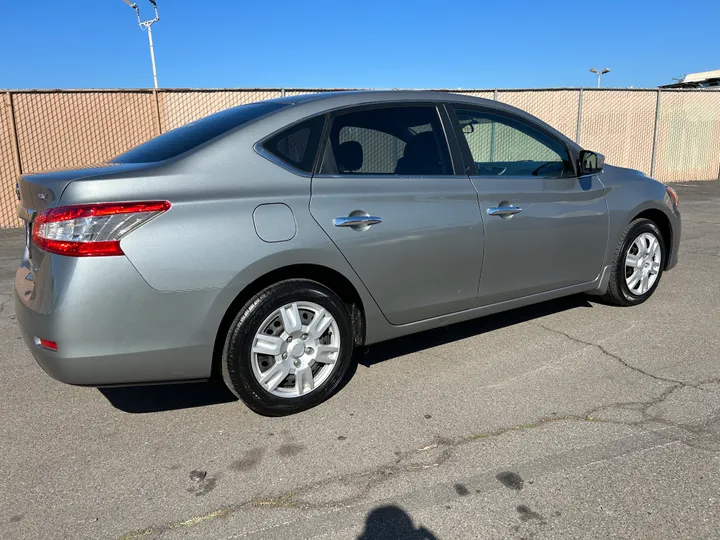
[222,279,354,416]
[601,218,665,306]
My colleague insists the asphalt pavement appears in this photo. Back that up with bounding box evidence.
[1,181,719,540]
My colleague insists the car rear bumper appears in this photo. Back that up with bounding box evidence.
[16,314,209,385]
[14,253,227,386]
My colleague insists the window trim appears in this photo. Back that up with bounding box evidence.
[254,113,329,177]
[438,104,468,175]
[446,103,579,179]
[313,101,463,178]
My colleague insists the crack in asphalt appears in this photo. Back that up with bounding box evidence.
[533,322,720,392]
[118,418,585,539]
[117,385,720,539]
[532,322,691,387]
[681,250,720,258]
[586,384,720,451]
[0,293,11,318]
[0,296,17,322]
[533,323,720,452]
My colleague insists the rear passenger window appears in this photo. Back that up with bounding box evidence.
[320,106,452,176]
[263,115,326,173]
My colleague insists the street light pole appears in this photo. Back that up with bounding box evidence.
[122,0,161,89]
[589,68,611,88]
[146,24,159,89]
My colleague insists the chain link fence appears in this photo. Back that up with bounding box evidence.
[1,87,718,228]
[158,89,282,132]
[1,93,20,229]
[655,91,720,182]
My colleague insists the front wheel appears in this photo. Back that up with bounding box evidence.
[601,218,665,306]
[222,279,355,416]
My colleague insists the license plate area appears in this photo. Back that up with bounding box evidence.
[22,220,33,265]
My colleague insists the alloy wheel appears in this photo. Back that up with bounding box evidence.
[624,232,662,295]
[250,301,340,398]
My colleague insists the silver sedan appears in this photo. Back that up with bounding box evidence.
[14,91,681,415]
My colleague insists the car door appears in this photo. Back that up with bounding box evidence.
[309,103,484,325]
[449,105,609,306]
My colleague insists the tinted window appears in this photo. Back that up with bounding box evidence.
[262,115,325,173]
[455,108,571,178]
[113,101,286,164]
[320,106,452,176]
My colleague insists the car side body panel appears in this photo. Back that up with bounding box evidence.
[309,174,485,325]
[471,174,609,306]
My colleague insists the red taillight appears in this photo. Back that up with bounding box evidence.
[32,201,170,257]
[38,339,58,351]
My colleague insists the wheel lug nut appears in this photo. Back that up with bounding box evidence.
[286,336,292,343]
[282,352,287,359]
[305,347,314,355]
[293,359,301,368]
[301,333,308,340]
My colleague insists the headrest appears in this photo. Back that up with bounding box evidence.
[403,132,438,160]
[335,141,363,172]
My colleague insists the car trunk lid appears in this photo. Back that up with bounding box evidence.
[16,163,151,218]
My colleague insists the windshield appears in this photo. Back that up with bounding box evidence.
[113,101,287,163]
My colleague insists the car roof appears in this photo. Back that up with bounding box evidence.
[272,90,496,107]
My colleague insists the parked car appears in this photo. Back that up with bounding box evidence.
[15,91,681,415]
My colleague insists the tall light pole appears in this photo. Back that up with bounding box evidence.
[589,68,610,88]
[122,0,161,89]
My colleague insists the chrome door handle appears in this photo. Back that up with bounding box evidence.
[333,215,383,228]
[488,205,522,217]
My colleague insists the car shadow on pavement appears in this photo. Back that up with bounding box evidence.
[99,380,238,414]
[99,294,592,414]
[357,505,438,540]
[358,294,593,368]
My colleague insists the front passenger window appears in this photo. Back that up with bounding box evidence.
[455,108,571,178]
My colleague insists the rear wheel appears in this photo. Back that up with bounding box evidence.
[222,279,354,416]
[601,218,665,306]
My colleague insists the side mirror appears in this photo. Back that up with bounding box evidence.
[579,150,605,175]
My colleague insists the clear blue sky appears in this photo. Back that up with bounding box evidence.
[1,0,717,90]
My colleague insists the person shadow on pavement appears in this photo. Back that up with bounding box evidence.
[357,505,438,540]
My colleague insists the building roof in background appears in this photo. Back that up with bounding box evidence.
[683,69,720,83]
[661,69,720,88]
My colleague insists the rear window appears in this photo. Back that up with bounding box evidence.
[113,101,287,164]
